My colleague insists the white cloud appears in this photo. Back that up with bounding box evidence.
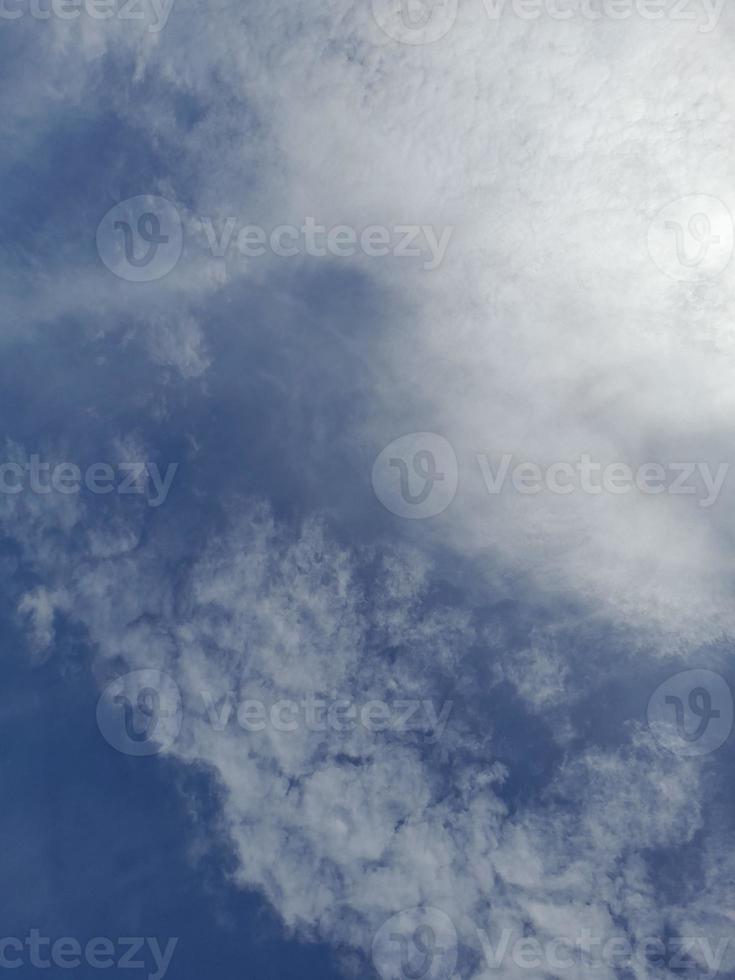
[4,491,717,975]
[4,0,735,970]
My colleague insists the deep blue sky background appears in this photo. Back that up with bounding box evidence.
[0,606,349,979]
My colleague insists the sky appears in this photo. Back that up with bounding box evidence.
[2,1,735,978]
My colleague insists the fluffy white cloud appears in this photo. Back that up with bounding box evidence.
[2,490,716,975]
[4,0,735,971]
[12,0,735,639]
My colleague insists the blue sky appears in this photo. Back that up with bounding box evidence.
[2,2,735,979]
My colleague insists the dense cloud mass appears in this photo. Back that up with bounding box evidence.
[2,1,735,978]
